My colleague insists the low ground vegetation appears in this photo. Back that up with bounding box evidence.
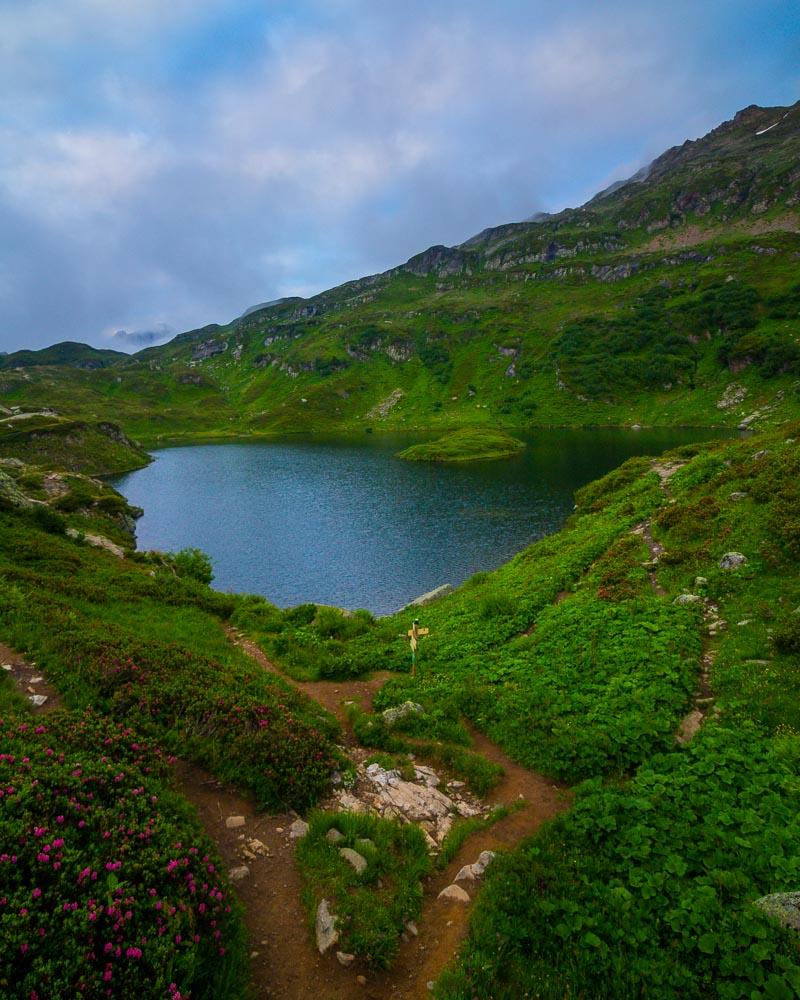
[435,425,800,997]
[0,509,340,811]
[296,811,430,968]
[0,697,247,999]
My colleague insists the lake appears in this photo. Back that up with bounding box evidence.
[112,429,731,616]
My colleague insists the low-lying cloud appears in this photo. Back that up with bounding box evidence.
[110,324,175,351]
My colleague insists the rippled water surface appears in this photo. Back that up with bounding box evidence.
[112,429,730,615]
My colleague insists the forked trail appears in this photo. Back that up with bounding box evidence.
[224,627,570,998]
[2,633,568,999]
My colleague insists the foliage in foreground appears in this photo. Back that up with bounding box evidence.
[436,725,800,1000]
[437,426,800,998]
[0,507,339,811]
[296,811,430,969]
[0,710,247,1000]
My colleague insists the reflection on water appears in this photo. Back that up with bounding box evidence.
[112,428,732,616]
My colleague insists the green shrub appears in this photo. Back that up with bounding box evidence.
[0,710,247,999]
[772,613,800,655]
[28,505,66,535]
[297,811,430,968]
[171,547,214,585]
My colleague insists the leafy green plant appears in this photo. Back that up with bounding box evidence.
[170,547,214,584]
[438,725,800,1000]
[296,811,430,968]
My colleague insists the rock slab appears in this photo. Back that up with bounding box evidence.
[339,847,368,874]
[755,892,800,931]
[382,701,424,726]
[316,899,339,954]
[438,884,470,903]
[404,584,454,608]
[719,551,748,570]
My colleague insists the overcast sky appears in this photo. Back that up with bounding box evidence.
[0,0,797,353]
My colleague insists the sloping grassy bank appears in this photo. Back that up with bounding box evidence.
[231,424,800,996]
[433,426,800,997]
[0,504,340,811]
[0,418,151,475]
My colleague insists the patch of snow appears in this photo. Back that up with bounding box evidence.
[756,111,789,135]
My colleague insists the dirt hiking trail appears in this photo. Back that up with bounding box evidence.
[3,634,569,998]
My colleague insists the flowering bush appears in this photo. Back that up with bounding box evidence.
[0,711,246,999]
[0,587,339,811]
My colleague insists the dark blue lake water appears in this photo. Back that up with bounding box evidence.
[112,429,730,616]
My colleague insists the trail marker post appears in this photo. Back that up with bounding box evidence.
[407,619,429,676]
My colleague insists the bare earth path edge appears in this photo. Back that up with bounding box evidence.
[2,635,569,999]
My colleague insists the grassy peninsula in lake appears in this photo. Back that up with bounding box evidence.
[397,427,526,463]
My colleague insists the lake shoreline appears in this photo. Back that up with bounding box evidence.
[134,421,737,452]
[112,427,736,616]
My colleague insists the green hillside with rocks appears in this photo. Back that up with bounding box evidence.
[1,102,798,447]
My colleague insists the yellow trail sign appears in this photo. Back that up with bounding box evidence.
[407,622,429,675]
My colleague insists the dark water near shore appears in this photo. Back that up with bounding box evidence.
[112,429,731,616]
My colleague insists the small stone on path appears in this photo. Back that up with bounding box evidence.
[289,819,309,839]
[225,815,246,829]
[316,899,339,954]
[228,865,250,882]
[455,850,496,883]
[438,884,470,903]
[676,710,704,745]
[29,694,48,707]
[674,593,703,604]
[336,951,355,967]
[325,828,345,843]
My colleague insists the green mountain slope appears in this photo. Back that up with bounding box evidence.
[2,101,799,443]
[0,340,128,370]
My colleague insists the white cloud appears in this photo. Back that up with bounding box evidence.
[0,129,168,221]
[0,0,796,350]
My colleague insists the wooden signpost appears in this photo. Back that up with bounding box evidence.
[407,619,429,676]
